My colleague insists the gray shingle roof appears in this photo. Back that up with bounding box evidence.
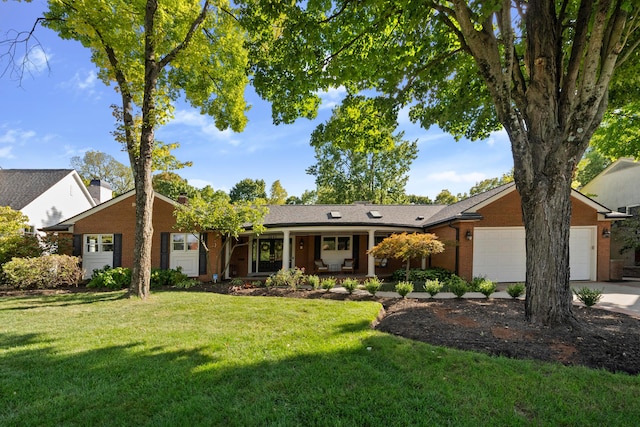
[0,169,75,210]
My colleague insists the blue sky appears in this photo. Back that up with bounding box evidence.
[1,1,514,200]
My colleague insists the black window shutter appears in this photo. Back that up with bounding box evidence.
[160,232,169,270]
[113,234,122,267]
[314,235,321,260]
[199,233,208,275]
[72,234,82,257]
[352,235,359,269]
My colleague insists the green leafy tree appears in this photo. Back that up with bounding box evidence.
[173,193,268,275]
[434,190,458,205]
[286,190,317,205]
[71,150,134,195]
[229,178,267,203]
[268,180,288,205]
[573,149,612,189]
[152,142,193,174]
[469,171,514,196]
[34,0,250,298]
[240,1,639,326]
[368,232,445,281]
[0,206,41,265]
[406,195,434,205]
[307,96,417,204]
[152,172,197,200]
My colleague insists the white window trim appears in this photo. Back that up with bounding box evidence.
[85,234,114,253]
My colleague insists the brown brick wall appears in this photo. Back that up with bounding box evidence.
[73,194,223,280]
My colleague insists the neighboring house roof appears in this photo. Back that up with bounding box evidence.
[0,169,83,210]
[41,189,179,232]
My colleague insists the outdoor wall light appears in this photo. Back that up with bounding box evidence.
[602,228,611,238]
[299,239,304,250]
[465,230,473,241]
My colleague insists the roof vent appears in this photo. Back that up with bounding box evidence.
[369,210,382,218]
[329,211,342,219]
[416,215,425,220]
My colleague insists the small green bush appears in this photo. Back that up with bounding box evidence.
[306,274,320,290]
[477,279,497,298]
[266,267,305,289]
[229,278,245,286]
[573,287,604,307]
[506,283,526,299]
[88,266,132,290]
[150,267,189,288]
[364,276,382,296]
[2,255,82,289]
[447,275,468,298]
[423,279,443,298]
[321,277,336,291]
[392,267,454,283]
[252,280,264,288]
[395,281,414,298]
[469,276,487,292]
[174,278,199,289]
[341,278,359,295]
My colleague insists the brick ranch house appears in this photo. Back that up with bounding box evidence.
[45,183,624,282]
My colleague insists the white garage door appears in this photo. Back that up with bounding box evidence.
[472,227,595,282]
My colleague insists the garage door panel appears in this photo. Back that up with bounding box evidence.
[472,227,594,282]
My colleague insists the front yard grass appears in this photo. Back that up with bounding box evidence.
[1,291,639,426]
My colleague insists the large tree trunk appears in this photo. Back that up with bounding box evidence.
[130,155,154,299]
[518,170,577,326]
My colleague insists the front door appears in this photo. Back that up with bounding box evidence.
[256,239,283,273]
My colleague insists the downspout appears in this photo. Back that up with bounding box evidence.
[448,221,459,275]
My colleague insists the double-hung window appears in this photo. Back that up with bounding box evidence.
[85,234,114,253]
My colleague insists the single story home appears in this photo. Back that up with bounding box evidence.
[45,183,624,282]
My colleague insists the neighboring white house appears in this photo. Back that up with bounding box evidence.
[581,157,640,267]
[0,169,106,234]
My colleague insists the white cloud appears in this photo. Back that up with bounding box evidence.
[76,70,97,91]
[0,128,36,145]
[188,178,214,189]
[170,109,239,145]
[317,86,346,110]
[0,145,14,159]
[20,46,49,76]
[485,128,509,147]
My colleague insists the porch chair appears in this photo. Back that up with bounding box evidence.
[314,259,329,273]
[341,258,354,273]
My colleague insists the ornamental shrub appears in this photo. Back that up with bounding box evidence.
[447,275,468,298]
[477,279,497,298]
[395,281,414,298]
[364,276,382,296]
[573,287,604,307]
[392,267,454,283]
[341,277,359,294]
[150,267,189,288]
[306,274,320,290]
[321,277,336,291]
[423,279,443,298]
[87,266,131,290]
[266,267,305,289]
[506,283,525,299]
[2,255,82,289]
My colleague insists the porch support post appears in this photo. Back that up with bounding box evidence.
[224,238,231,279]
[282,230,290,270]
[367,229,376,277]
[421,257,427,269]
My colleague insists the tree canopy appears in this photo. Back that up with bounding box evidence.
[36,0,251,298]
[307,96,417,204]
[229,178,267,203]
[71,151,134,195]
[240,0,639,326]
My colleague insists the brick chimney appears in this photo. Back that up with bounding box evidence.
[177,193,188,205]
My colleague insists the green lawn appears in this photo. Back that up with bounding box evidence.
[1,291,639,426]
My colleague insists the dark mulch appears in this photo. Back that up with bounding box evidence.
[4,284,639,375]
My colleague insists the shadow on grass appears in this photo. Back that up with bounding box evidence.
[0,291,127,311]
[2,328,638,426]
